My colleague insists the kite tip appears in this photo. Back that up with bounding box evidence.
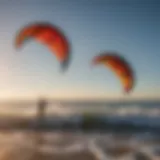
[60,61,69,73]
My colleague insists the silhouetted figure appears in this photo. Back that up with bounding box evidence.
[35,98,48,148]
[36,98,47,129]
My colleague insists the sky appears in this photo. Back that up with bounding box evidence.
[0,0,159,100]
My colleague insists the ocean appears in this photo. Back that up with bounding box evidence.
[0,100,159,160]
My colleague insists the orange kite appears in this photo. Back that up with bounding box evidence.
[92,52,135,93]
[15,22,71,71]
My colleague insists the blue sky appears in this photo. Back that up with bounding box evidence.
[0,0,159,100]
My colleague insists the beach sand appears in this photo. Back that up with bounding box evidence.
[31,150,98,160]
[0,144,98,160]
[0,131,159,160]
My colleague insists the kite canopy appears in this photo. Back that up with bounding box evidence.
[92,52,135,93]
[15,22,71,71]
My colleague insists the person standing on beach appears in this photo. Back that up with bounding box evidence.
[34,98,48,148]
[37,98,48,128]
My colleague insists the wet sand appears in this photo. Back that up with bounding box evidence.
[0,131,160,160]
[31,150,98,160]
[0,144,98,160]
